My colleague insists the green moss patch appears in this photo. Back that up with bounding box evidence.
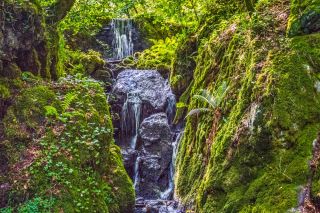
[1,75,134,212]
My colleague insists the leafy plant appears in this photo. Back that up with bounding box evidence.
[61,92,77,112]
[187,81,229,117]
[44,106,59,118]
[17,197,55,213]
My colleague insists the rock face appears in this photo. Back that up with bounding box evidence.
[0,2,48,78]
[111,69,177,201]
[113,69,171,111]
[0,1,65,80]
[137,113,173,198]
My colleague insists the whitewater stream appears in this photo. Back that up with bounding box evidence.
[108,19,185,213]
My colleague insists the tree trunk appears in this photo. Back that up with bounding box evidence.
[47,0,76,25]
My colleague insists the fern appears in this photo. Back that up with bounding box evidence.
[44,106,58,118]
[186,81,229,118]
[62,92,77,112]
[186,108,211,117]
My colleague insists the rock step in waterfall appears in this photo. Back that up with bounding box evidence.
[108,19,184,212]
[111,69,184,213]
[111,19,134,60]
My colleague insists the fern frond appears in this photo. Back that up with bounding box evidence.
[62,92,77,112]
[215,81,229,106]
[193,94,217,109]
[185,108,211,118]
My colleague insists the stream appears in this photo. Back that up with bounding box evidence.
[108,19,185,213]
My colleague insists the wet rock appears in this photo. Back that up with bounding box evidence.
[136,197,145,206]
[137,113,173,199]
[113,70,171,112]
[134,200,184,213]
[121,148,137,178]
[139,113,172,148]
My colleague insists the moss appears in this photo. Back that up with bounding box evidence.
[126,38,178,77]
[1,76,134,212]
[170,36,197,96]
[0,84,10,99]
[64,49,105,75]
[175,1,320,212]
[287,0,320,36]
[1,63,22,79]
[107,145,135,213]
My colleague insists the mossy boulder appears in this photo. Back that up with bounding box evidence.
[64,49,107,76]
[0,75,135,212]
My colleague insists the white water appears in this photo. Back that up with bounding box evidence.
[134,156,141,189]
[111,19,134,59]
[161,130,184,200]
[121,92,141,149]
[166,93,176,125]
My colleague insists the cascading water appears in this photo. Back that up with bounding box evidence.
[109,25,184,210]
[160,130,184,200]
[166,91,176,125]
[121,92,142,149]
[112,69,185,212]
[134,156,141,189]
[111,19,134,60]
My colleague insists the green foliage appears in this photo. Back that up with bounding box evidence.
[0,197,54,213]
[133,38,178,74]
[174,1,320,212]
[187,82,229,117]
[60,0,112,35]
[2,75,134,212]
[44,106,59,118]
[0,208,12,213]
[17,197,55,213]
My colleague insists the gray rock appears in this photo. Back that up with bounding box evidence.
[136,113,173,199]
[113,70,171,111]
[121,148,137,179]
[139,113,172,148]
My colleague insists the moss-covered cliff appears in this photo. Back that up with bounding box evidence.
[0,1,135,212]
[173,0,320,212]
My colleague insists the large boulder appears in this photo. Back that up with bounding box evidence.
[136,113,173,199]
[112,69,174,147]
[113,69,171,112]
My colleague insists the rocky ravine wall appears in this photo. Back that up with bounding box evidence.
[173,0,320,212]
[0,1,135,212]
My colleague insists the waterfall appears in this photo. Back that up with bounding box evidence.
[113,69,184,212]
[134,156,141,189]
[166,93,176,125]
[121,92,141,149]
[111,19,134,60]
[161,130,184,200]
